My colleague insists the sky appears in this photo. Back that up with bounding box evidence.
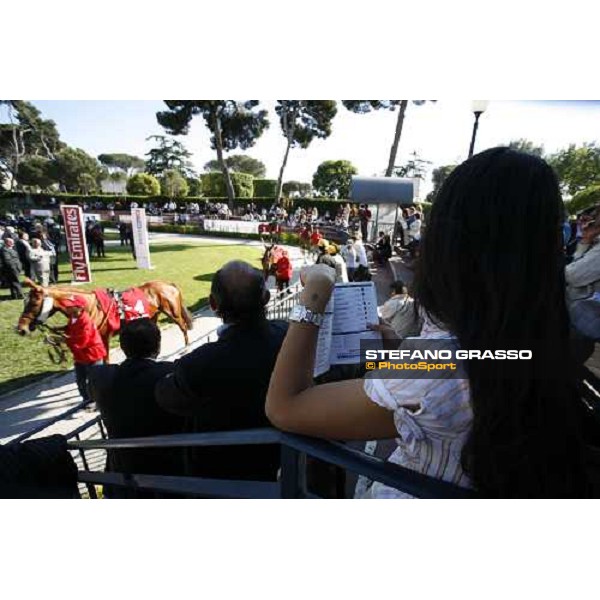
[4,100,600,196]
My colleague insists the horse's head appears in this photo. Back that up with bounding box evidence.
[16,278,52,336]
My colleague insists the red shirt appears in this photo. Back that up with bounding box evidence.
[310,232,322,246]
[65,311,107,364]
[276,256,292,280]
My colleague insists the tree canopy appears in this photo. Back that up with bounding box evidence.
[156,101,269,206]
[48,147,102,193]
[426,164,457,202]
[274,101,337,200]
[144,135,195,177]
[312,160,358,198]
[98,153,145,176]
[160,169,189,198]
[342,100,433,176]
[283,180,313,197]
[0,100,64,188]
[126,172,160,196]
[548,143,600,197]
[506,139,545,157]
[203,154,266,178]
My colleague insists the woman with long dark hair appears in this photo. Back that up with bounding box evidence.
[266,147,592,498]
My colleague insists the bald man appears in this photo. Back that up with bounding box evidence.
[156,261,287,486]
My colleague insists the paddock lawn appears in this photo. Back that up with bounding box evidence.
[0,241,263,395]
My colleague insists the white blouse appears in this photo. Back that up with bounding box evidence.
[363,317,473,498]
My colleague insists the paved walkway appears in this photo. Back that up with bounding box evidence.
[0,237,306,444]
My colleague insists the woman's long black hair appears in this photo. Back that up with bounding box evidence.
[414,147,590,498]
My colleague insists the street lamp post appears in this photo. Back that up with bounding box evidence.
[468,100,489,158]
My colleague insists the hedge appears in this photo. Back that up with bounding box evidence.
[200,171,254,198]
[253,179,277,197]
[568,185,600,215]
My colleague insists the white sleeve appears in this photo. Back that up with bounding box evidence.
[363,375,426,410]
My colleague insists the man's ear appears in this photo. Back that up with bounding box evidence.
[209,294,218,313]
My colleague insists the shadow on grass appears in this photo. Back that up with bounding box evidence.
[189,296,209,313]
[91,266,139,274]
[193,273,217,283]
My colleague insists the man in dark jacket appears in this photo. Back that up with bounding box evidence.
[155,261,287,485]
[16,232,33,279]
[0,238,24,299]
[89,318,185,498]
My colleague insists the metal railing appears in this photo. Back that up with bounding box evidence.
[9,285,303,445]
[68,427,474,499]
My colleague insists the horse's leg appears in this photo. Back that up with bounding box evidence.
[161,295,191,346]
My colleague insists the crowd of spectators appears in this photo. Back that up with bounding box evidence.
[1,216,61,297]
[6,146,600,499]
[79,147,600,499]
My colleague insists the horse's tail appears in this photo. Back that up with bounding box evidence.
[172,282,194,330]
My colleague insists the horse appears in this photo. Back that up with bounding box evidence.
[261,244,294,297]
[261,244,278,283]
[16,278,194,362]
[90,224,105,258]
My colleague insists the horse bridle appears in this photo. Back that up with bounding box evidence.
[35,296,55,325]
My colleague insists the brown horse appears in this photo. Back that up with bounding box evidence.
[261,244,278,282]
[17,278,193,362]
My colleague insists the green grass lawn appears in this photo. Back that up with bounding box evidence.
[0,240,262,395]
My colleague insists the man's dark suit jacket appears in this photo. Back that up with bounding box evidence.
[155,319,288,483]
[89,358,185,497]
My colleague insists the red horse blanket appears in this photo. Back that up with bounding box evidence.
[94,287,151,334]
[94,289,121,335]
[120,288,151,321]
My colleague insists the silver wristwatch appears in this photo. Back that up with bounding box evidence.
[289,304,325,327]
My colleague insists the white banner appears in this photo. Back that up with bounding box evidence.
[131,208,152,269]
[203,219,259,235]
[119,214,164,224]
[29,209,53,217]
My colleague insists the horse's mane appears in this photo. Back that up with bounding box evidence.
[45,286,97,296]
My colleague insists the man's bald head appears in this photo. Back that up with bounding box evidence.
[210,260,269,324]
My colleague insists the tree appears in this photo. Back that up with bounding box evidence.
[49,147,102,193]
[17,156,56,189]
[342,100,434,176]
[106,170,126,193]
[186,177,202,196]
[156,101,269,208]
[1,101,64,188]
[274,101,337,201]
[426,164,456,202]
[548,143,600,197]
[76,172,98,195]
[201,172,254,198]
[506,139,544,157]
[126,172,160,196]
[160,169,189,198]
[98,153,145,177]
[392,151,432,179]
[568,185,600,214]
[203,154,266,178]
[312,160,358,198]
[144,135,195,177]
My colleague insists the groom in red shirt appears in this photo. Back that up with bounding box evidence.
[62,296,107,403]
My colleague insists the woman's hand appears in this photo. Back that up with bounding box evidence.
[299,264,336,313]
